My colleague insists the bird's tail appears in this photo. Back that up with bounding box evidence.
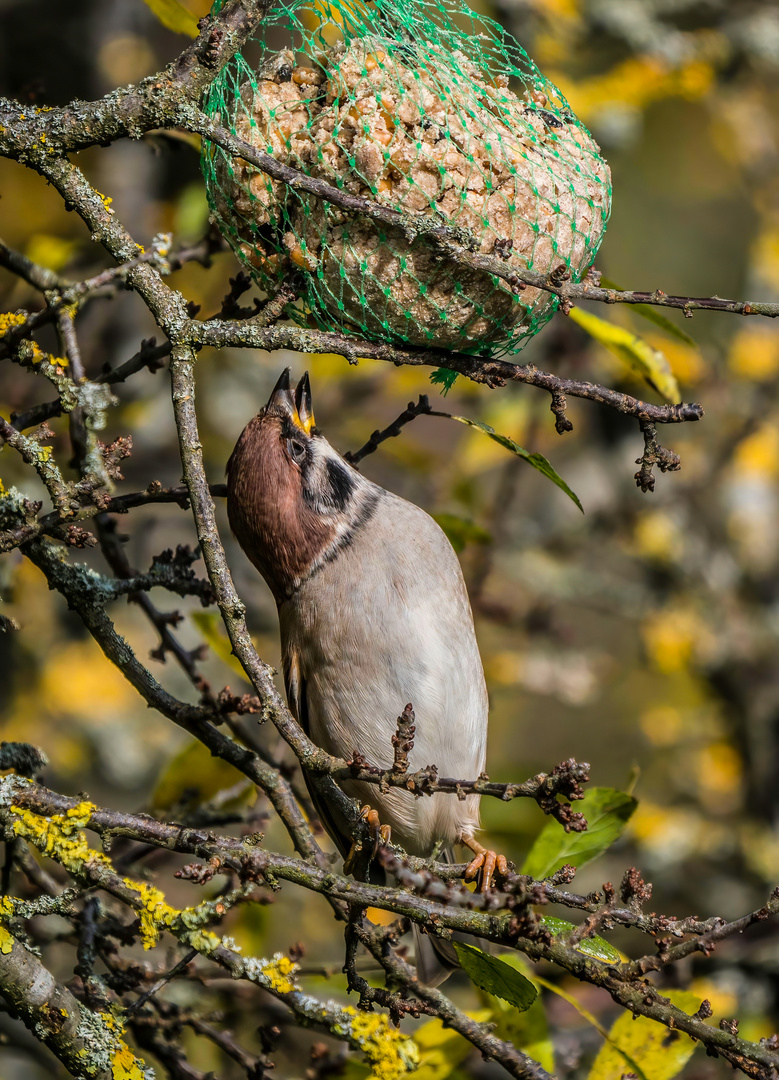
[413,847,491,986]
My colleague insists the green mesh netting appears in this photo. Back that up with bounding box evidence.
[201,0,612,355]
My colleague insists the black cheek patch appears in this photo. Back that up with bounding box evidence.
[326,459,355,510]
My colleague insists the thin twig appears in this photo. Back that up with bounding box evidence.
[345,397,433,464]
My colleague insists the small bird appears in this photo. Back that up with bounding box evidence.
[227,369,506,982]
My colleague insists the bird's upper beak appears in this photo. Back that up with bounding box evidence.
[264,368,316,435]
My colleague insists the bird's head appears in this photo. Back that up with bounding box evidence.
[227,369,375,602]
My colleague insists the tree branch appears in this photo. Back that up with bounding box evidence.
[5,775,779,1078]
[0,929,144,1080]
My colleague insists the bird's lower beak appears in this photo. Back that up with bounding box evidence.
[295,371,316,434]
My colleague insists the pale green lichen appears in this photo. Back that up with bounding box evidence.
[0,486,28,531]
[75,1008,155,1080]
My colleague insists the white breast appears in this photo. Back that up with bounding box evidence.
[280,489,488,856]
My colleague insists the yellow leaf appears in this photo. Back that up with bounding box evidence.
[111,1046,148,1080]
[365,907,398,926]
[191,610,246,678]
[153,740,250,811]
[693,741,742,809]
[569,307,680,402]
[25,234,79,274]
[641,604,711,673]
[728,326,779,381]
[587,990,703,1080]
[0,927,14,955]
[551,56,715,123]
[141,0,199,37]
[645,335,707,387]
[733,424,779,477]
[639,706,684,748]
[753,225,779,292]
[412,1011,492,1080]
[632,511,680,563]
[42,641,138,721]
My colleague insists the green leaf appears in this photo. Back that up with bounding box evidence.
[153,741,250,812]
[569,307,680,402]
[433,513,491,553]
[482,954,556,1072]
[522,786,637,880]
[587,990,703,1080]
[599,278,697,348]
[141,0,200,37]
[453,943,538,1012]
[537,916,621,964]
[443,414,583,512]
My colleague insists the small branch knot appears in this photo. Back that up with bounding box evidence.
[620,867,653,909]
[550,389,573,434]
[635,420,681,493]
[391,704,416,775]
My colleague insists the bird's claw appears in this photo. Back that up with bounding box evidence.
[462,839,508,891]
[344,806,391,873]
[360,804,392,857]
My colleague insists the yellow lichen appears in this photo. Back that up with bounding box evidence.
[11,803,223,964]
[110,1045,147,1080]
[0,312,27,334]
[10,801,106,875]
[337,1008,420,1080]
[93,189,115,215]
[128,881,181,949]
[125,880,221,952]
[261,954,298,994]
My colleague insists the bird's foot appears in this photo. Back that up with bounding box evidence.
[461,835,508,892]
[344,805,391,874]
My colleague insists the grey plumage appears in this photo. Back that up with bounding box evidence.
[227,369,491,984]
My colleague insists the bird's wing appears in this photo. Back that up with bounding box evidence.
[283,645,354,864]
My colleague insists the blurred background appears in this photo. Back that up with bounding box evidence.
[1,0,779,1075]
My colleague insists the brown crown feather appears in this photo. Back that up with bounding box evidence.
[227,414,335,603]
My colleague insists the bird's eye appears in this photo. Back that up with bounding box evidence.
[287,438,307,465]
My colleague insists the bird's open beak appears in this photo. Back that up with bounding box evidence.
[295,371,316,434]
[265,368,315,435]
